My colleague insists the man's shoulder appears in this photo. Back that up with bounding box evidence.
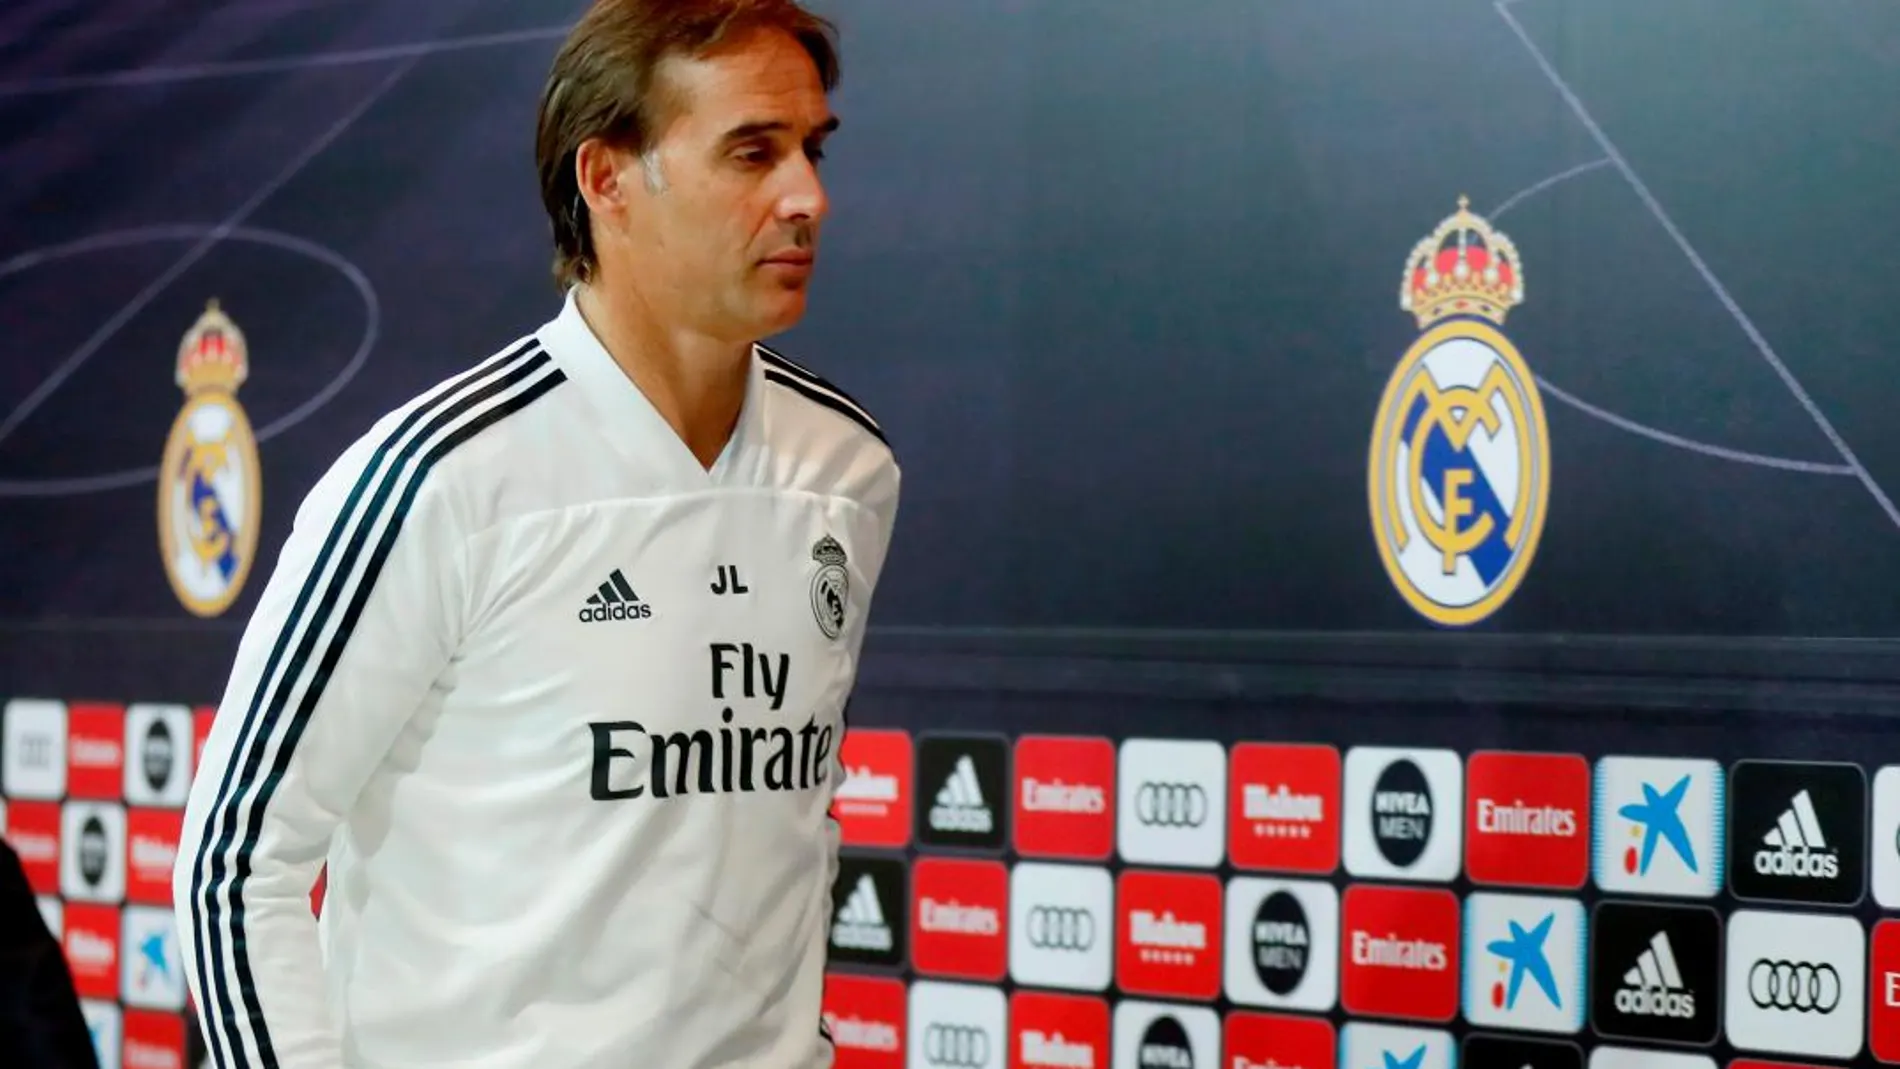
[755,342,894,464]
[300,333,572,528]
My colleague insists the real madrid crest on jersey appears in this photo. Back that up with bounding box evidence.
[158,300,262,618]
[809,534,849,639]
[1369,196,1551,627]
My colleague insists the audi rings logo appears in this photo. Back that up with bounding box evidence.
[1137,783,1209,828]
[924,1024,991,1067]
[1748,960,1841,1013]
[1026,906,1095,951]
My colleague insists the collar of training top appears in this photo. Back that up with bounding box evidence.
[537,286,767,484]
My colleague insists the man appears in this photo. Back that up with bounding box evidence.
[0,840,99,1067]
[173,2,898,1067]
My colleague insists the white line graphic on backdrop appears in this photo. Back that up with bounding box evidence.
[0,225,378,498]
[0,48,421,501]
[1496,0,1900,530]
[0,25,569,97]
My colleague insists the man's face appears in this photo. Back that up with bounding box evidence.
[617,27,836,342]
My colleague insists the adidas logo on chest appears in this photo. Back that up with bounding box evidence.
[578,569,652,623]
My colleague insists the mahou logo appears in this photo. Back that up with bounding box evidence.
[823,972,906,1069]
[832,729,913,849]
[912,857,1009,982]
[1115,870,1221,999]
[62,902,121,1001]
[1228,743,1341,874]
[125,808,183,906]
[1340,885,1460,1022]
[1464,752,1588,889]
[1009,991,1108,1069]
[1013,736,1115,861]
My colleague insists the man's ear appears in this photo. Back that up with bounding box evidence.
[574,137,629,217]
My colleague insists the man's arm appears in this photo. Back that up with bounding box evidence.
[173,424,469,1069]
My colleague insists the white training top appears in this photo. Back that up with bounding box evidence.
[173,288,901,1069]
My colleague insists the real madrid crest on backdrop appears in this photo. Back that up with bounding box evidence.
[810,533,849,639]
[158,299,262,618]
[1369,196,1551,628]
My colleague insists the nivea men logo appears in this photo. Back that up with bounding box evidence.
[1251,891,1310,995]
[917,735,1009,851]
[1373,759,1433,867]
[79,816,108,887]
[1138,1016,1194,1069]
[1729,761,1865,906]
[140,719,174,794]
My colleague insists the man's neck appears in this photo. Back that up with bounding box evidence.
[575,282,753,471]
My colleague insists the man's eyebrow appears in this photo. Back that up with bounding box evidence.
[721,116,841,142]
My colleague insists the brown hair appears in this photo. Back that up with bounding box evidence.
[534,0,841,290]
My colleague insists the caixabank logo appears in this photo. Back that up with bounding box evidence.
[917,735,1009,852]
[1726,759,1866,906]
[1588,901,1720,1047]
[1592,757,1723,898]
[1461,893,1585,1035]
[1339,1022,1455,1069]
